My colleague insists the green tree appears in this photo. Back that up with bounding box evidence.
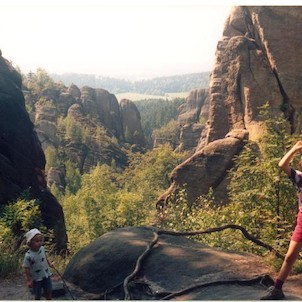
[61,145,187,253]
[135,98,184,147]
[122,144,185,200]
[44,146,60,171]
[152,119,180,148]
[24,68,58,94]
[0,199,43,238]
[157,105,300,257]
[65,161,81,195]
[227,105,298,251]
[62,164,119,251]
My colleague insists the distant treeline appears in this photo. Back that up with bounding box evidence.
[51,72,210,95]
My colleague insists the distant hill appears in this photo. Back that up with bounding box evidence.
[51,72,210,95]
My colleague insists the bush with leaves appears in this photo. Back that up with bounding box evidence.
[228,105,299,254]
[0,198,45,277]
[157,105,300,258]
[61,145,186,253]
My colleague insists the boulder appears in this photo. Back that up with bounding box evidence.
[63,226,278,300]
[68,83,81,99]
[158,135,245,206]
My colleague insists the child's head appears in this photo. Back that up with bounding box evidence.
[25,228,44,250]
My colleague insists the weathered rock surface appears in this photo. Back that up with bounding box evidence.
[205,6,302,144]
[27,83,145,187]
[159,6,302,205]
[80,86,123,140]
[177,88,209,152]
[0,56,67,251]
[35,99,58,148]
[120,98,145,146]
[65,103,128,173]
[63,226,283,300]
[158,134,246,206]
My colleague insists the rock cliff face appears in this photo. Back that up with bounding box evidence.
[80,86,123,139]
[159,6,302,205]
[177,88,209,152]
[120,98,145,146]
[29,83,145,190]
[0,56,67,251]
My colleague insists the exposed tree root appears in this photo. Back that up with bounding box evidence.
[157,224,284,259]
[123,224,284,300]
[160,274,274,300]
[124,231,159,300]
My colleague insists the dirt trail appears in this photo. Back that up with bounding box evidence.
[0,273,72,300]
[1,271,302,300]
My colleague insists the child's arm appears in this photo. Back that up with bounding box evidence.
[24,267,32,288]
[279,141,302,175]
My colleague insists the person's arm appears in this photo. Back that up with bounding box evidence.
[279,141,302,175]
[24,267,32,288]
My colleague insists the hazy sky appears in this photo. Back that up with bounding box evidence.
[0,0,280,79]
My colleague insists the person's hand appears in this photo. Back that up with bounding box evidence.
[26,279,33,288]
[294,141,302,153]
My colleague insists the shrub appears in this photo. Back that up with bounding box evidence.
[0,198,45,277]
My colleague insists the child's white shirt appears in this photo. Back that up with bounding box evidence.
[22,246,52,281]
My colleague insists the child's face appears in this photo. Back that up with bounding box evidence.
[29,234,44,251]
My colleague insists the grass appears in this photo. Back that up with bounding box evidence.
[0,252,20,278]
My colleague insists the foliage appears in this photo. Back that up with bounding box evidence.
[0,198,45,277]
[0,199,44,238]
[228,105,298,252]
[158,105,300,259]
[65,161,82,195]
[0,248,19,278]
[62,164,119,251]
[23,68,61,95]
[45,146,60,171]
[61,145,186,253]
[135,98,184,147]
[152,119,180,148]
[122,144,185,201]
[57,115,84,144]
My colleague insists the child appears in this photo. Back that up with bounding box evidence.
[23,228,53,300]
[261,141,302,300]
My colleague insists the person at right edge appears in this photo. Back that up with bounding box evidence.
[261,141,302,300]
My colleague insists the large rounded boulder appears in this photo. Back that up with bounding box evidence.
[63,226,290,300]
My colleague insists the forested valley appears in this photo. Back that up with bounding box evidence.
[51,72,210,95]
[1,69,301,280]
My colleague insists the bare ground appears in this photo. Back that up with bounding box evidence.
[1,271,302,300]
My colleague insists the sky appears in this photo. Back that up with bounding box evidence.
[0,0,288,80]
